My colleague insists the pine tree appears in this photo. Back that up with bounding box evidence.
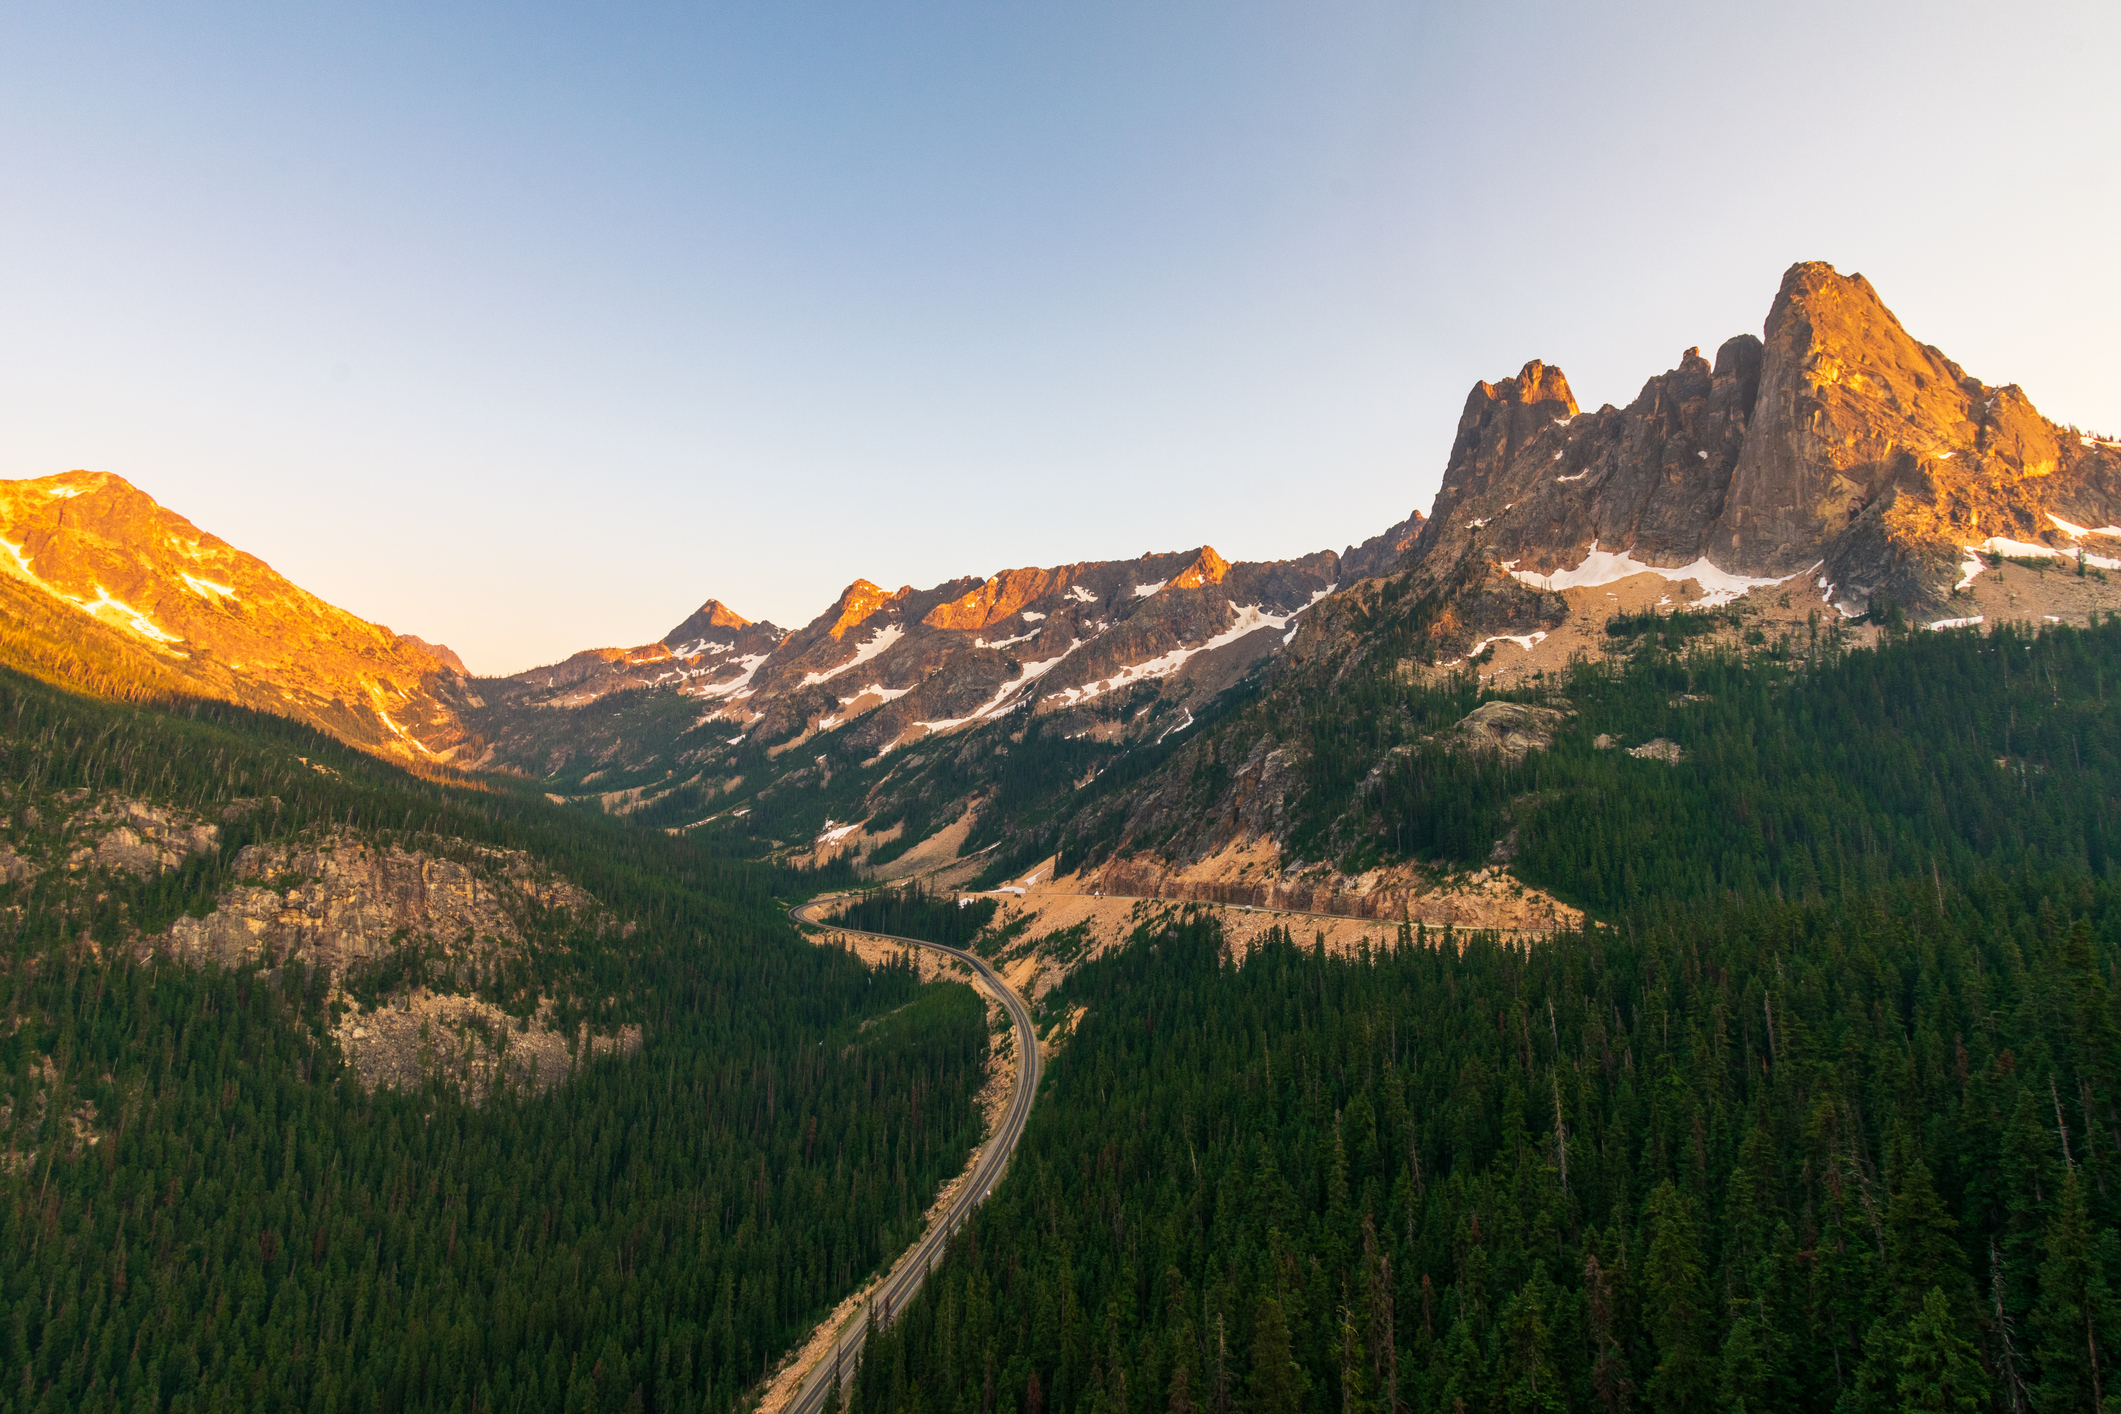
[1643,1182,1713,1414]
[2030,1170,2116,1414]
[1585,1251,1637,1414]
[1717,1287,1789,1414]
[1495,1271,1566,1413]
[1883,1146,1967,1318]
[1247,1297,1303,1414]
[1894,1287,1985,1414]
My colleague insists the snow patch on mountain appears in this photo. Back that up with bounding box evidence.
[2049,514,2121,539]
[1444,631,1548,668]
[690,653,771,700]
[1044,600,1315,709]
[913,640,1087,736]
[838,682,910,707]
[77,586,183,643]
[669,637,734,658]
[1957,537,2121,589]
[801,623,904,685]
[179,573,238,602]
[1504,547,1785,605]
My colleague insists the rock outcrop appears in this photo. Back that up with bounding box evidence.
[159,832,601,976]
[1431,700,1573,763]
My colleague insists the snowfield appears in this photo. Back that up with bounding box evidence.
[801,623,905,686]
[1505,547,1786,606]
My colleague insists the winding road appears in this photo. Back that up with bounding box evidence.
[778,896,1042,1414]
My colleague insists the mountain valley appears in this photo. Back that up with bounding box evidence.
[5,259,2120,1414]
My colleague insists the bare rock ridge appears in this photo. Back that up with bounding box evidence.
[1339,509,1428,581]
[483,598,791,714]
[470,545,1355,778]
[1416,261,2121,614]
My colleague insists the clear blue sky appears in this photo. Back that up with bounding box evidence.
[4,2,2116,674]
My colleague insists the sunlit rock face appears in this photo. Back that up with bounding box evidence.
[1406,261,2121,615]
[0,470,477,763]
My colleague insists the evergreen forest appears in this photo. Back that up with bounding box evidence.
[845,621,2121,1414]
[0,669,991,1412]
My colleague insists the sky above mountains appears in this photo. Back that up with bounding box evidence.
[3,1,2117,675]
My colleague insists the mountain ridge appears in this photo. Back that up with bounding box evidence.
[8,259,2119,879]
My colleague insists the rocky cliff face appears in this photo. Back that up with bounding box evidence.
[0,471,478,764]
[1408,262,2121,616]
[161,831,604,978]
[0,765,639,1098]
[1339,509,1428,581]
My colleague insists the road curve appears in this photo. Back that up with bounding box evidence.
[779,896,1043,1414]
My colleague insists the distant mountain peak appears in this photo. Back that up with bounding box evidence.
[396,635,469,676]
[695,599,752,630]
[1170,546,1230,589]
[1404,259,2121,614]
[661,598,757,650]
[826,579,899,640]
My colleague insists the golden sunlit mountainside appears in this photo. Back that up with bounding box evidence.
[0,470,478,764]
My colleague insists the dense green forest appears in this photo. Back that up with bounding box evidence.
[847,886,2119,1414]
[844,622,2121,1414]
[1301,617,2121,911]
[0,669,989,1412]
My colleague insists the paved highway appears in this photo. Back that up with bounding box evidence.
[779,896,1042,1414]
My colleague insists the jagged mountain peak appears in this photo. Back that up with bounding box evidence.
[664,598,752,640]
[1403,260,2121,615]
[1169,546,1230,589]
[923,567,1064,632]
[824,579,903,640]
[1469,359,1579,419]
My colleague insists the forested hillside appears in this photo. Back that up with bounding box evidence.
[1300,614,2121,908]
[845,621,2121,1414]
[0,669,991,1412]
